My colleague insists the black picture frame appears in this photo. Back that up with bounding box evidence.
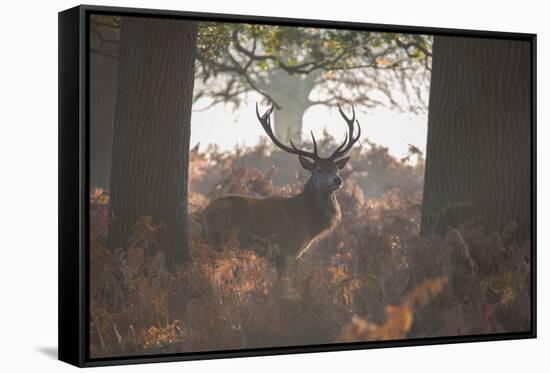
[59,4,537,367]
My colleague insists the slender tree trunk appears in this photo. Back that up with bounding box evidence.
[108,17,197,263]
[421,36,531,241]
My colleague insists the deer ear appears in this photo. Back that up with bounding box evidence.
[334,156,350,169]
[299,156,315,171]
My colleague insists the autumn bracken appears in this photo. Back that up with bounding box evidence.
[89,137,530,358]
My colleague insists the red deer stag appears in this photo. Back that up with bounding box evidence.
[201,103,361,275]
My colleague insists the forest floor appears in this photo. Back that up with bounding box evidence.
[89,139,531,358]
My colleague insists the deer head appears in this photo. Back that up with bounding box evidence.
[256,103,361,195]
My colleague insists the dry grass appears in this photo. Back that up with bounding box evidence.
[89,137,530,358]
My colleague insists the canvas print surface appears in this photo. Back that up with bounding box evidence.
[88,14,532,358]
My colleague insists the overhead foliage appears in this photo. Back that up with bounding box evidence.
[194,22,432,113]
[89,16,432,114]
[89,15,120,60]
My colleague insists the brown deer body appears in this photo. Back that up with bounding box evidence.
[201,104,361,275]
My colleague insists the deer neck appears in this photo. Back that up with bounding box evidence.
[298,179,342,230]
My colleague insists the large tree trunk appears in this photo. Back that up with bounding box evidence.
[421,36,531,241]
[273,97,308,142]
[258,69,319,142]
[108,17,197,263]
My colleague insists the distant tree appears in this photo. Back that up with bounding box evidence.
[421,36,531,241]
[107,16,197,263]
[90,20,432,142]
[89,20,432,184]
[195,23,432,140]
[89,16,120,188]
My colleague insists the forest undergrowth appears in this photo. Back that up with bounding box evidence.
[89,137,531,357]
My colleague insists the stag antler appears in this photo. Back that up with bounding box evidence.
[256,103,319,160]
[329,103,361,160]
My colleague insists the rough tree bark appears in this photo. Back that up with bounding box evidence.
[421,36,531,241]
[108,17,197,263]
